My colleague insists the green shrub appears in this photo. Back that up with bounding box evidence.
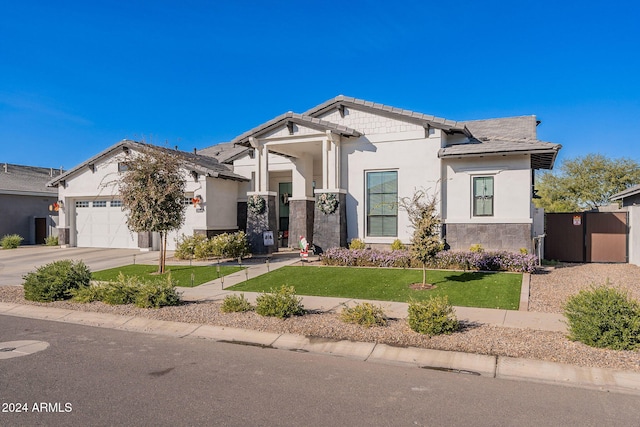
[408,296,459,335]
[1,234,23,249]
[564,285,640,350]
[221,293,253,313]
[44,235,59,246]
[101,273,140,305]
[23,260,91,302]
[213,231,250,259]
[349,238,366,250]
[174,234,208,260]
[71,285,107,303]
[255,285,304,318]
[134,275,182,308]
[390,239,406,251]
[469,244,484,253]
[340,302,387,327]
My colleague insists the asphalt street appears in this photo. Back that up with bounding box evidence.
[1,316,639,427]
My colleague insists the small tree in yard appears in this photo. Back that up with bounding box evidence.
[400,190,443,287]
[118,145,186,274]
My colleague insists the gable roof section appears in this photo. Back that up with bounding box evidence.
[198,142,251,164]
[439,116,561,169]
[48,140,248,187]
[0,164,61,196]
[304,95,471,136]
[231,112,362,146]
[611,184,640,201]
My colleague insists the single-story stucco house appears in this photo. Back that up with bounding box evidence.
[0,163,62,244]
[49,95,561,253]
[611,184,640,207]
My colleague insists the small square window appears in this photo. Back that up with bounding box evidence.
[76,201,89,208]
[118,162,129,172]
[93,201,107,208]
[111,200,123,207]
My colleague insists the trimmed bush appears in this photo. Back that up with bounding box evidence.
[469,244,484,253]
[174,232,250,260]
[135,276,182,308]
[72,273,181,309]
[221,293,253,313]
[255,285,304,318]
[349,238,366,250]
[408,296,459,335]
[564,286,640,350]
[321,247,412,268]
[340,302,387,327]
[44,235,59,246]
[23,260,91,302]
[174,234,208,260]
[390,239,406,251]
[1,234,23,249]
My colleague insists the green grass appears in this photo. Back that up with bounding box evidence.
[230,266,522,309]
[92,264,244,288]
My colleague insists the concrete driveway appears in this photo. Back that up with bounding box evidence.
[0,246,162,286]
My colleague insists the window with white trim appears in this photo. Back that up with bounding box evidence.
[75,201,89,208]
[366,170,398,237]
[473,176,494,216]
[93,201,107,208]
[111,200,123,207]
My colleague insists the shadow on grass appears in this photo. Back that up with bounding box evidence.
[443,272,495,283]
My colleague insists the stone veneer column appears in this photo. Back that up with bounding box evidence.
[289,198,315,248]
[246,193,278,254]
[58,227,70,246]
[312,191,347,254]
[137,232,152,249]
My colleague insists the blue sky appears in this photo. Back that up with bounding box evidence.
[2,0,639,169]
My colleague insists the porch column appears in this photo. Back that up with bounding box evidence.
[289,153,315,247]
[250,137,269,193]
[246,192,278,254]
[313,132,346,252]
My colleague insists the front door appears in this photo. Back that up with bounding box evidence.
[279,182,292,247]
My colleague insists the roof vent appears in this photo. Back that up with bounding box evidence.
[3,163,7,173]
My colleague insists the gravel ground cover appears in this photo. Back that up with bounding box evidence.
[529,263,640,313]
[1,261,639,373]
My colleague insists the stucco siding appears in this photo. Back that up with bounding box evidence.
[342,131,442,244]
[442,155,532,224]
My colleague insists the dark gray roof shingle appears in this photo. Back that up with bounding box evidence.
[48,140,249,187]
[0,164,62,195]
[230,112,362,146]
[611,184,640,201]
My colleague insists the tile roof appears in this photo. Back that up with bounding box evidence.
[0,163,62,195]
[611,184,640,200]
[304,95,470,135]
[198,142,251,164]
[48,140,249,187]
[439,115,561,169]
[230,112,362,145]
[462,116,538,140]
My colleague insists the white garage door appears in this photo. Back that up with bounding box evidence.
[75,200,137,248]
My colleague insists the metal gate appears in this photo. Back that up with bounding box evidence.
[545,212,628,263]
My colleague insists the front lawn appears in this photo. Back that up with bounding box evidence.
[92,264,244,287]
[230,266,522,309]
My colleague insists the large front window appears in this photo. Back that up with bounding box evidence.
[473,176,494,216]
[367,171,398,237]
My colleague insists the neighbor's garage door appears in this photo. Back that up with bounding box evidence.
[75,200,137,248]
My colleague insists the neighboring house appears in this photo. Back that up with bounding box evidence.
[222,95,560,253]
[50,96,561,254]
[47,141,248,250]
[611,184,640,207]
[0,163,62,244]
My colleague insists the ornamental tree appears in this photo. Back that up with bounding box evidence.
[535,154,640,212]
[118,144,186,273]
[399,190,443,287]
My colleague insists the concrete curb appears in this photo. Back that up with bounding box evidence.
[519,273,530,311]
[1,302,639,396]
